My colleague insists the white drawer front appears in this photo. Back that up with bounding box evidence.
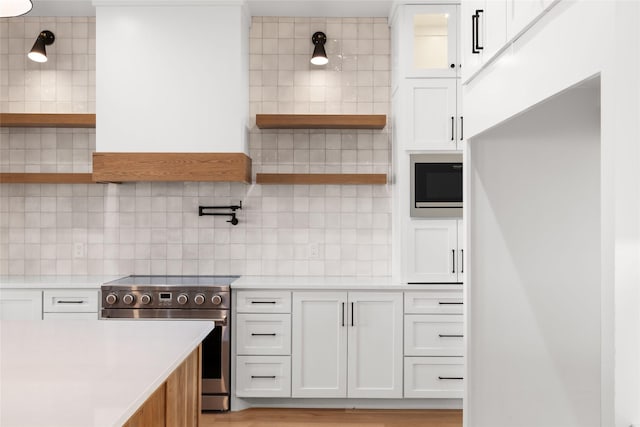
[405,315,463,356]
[236,356,291,397]
[43,290,98,313]
[237,313,291,355]
[236,291,291,313]
[43,312,98,320]
[404,357,464,398]
[404,290,463,314]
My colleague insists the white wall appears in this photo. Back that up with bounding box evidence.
[468,81,601,427]
[463,2,640,425]
[95,4,249,153]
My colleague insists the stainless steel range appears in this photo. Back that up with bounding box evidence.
[100,275,238,411]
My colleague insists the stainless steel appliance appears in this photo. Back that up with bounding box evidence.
[100,275,238,411]
[410,153,463,218]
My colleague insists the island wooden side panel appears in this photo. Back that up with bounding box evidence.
[123,345,201,427]
[122,383,166,427]
[166,346,201,427]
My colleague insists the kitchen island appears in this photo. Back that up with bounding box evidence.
[0,319,214,427]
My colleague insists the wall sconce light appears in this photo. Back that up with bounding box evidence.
[28,30,55,63]
[0,0,32,17]
[310,31,328,66]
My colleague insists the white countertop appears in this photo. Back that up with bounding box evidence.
[0,275,123,289]
[231,275,462,290]
[0,319,214,427]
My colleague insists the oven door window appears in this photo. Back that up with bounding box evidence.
[415,163,462,204]
[202,326,222,380]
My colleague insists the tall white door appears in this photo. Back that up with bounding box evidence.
[405,219,459,283]
[405,79,459,151]
[291,292,348,398]
[347,292,403,398]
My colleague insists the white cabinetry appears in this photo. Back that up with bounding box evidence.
[291,291,403,398]
[0,290,42,320]
[506,0,546,39]
[461,0,507,82]
[405,219,464,283]
[42,289,98,319]
[404,289,464,398]
[402,79,462,151]
[235,291,292,398]
[398,4,460,79]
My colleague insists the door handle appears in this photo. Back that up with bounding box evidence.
[475,10,484,51]
[451,116,455,141]
[251,333,276,336]
[439,334,464,338]
[471,13,479,54]
[461,249,464,273]
[438,302,463,305]
[452,249,456,273]
[351,302,355,327]
[460,116,464,140]
[342,302,345,327]
[438,376,464,380]
[251,375,276,379]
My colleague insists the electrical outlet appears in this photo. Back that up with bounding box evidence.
[308,243,320,259]
[73,243,86,259]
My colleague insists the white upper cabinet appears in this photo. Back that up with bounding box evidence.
[402,79,461,151]
[506,0,546,40]
[95,1,249,153]
[396,4,460,79]
[461,0,507,82]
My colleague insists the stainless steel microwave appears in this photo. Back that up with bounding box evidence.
[410,153,463,218]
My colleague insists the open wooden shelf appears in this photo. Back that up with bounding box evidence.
[0,173,95,184]
[256,173,388,185]
[92,152,252,183]
[255,114,386,130]
[0,113,96,128]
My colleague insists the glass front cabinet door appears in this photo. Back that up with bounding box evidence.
[401,4,459,78]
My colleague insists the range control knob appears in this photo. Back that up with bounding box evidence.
[211,294,222,306]
[194,294,205,305]
[105,293,117,305]
[123,294,135,305]
[177,294,189,305]
[140,294,152,305]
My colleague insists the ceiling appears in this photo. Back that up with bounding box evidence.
[30,0,396,17]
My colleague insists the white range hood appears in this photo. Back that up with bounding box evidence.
[93,0,249,154]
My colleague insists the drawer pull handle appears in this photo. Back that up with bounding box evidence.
[251,375,276,379]
[56,300,85,304]
[439,334,464,338]
[438,302,463,305]
[251,333,276,336]
[438,376,464,380]
[251,301,277,304]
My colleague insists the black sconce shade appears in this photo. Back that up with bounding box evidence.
[310,31,328,66]
[28,30,55,63]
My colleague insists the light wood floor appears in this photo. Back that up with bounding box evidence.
[201,408,462,427]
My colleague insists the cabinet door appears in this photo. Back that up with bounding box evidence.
[506,0,545,40]
[406,219,459,283]
[291,292,347,398]
[405,79,458,151]
[461,0,507,83]
[347,292,403,398]
[0,290,42,320]
[43,312,98,320]
[403,4,458,78]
